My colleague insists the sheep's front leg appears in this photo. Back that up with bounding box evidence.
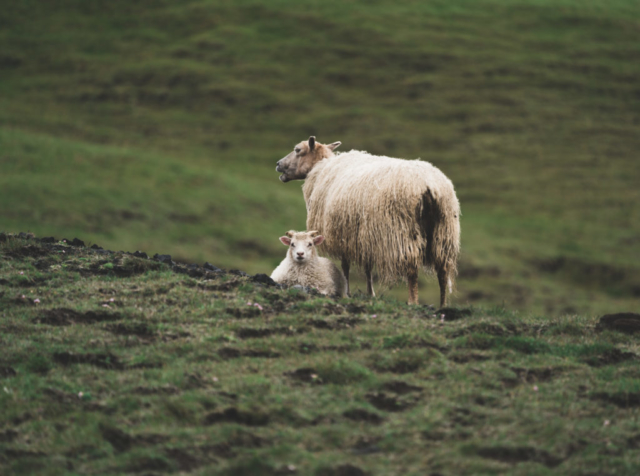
[408,266,419,305]
[341,257,350,296]
[365,263,375,297]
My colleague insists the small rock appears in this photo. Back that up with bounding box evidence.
[0,232,7,242]
[252,274,277,286]
[133,251,147,259]
[597,313,640,334]
[70,238,85,247]
[153,254,174,266]
[39,236,56,243]
[229,269,248,277]
[91,244,104,250]
[203,262,223,272]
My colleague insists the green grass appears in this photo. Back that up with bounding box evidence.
[1,1,639,311]
[2,236,640,475]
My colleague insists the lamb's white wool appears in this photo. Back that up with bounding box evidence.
[276,137,460,306]
[270,230,347,297]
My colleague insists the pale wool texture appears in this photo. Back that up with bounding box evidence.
[270,231,347,297]
[303,150,461,289]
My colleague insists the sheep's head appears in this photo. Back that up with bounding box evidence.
[276,136,341,182]
[279,230,325,264]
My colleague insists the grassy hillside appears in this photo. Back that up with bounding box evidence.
[1,0,640,313]
[2,235,640,475]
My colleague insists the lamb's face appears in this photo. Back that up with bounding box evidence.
[279,231,325,264]
[276,136,341,183]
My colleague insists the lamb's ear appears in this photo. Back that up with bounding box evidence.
[308,136,316,150]
[279,236,292,246]
[313,235,325,246]
[327,141,341,151]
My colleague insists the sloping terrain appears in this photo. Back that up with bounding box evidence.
[1,234,640,475]
[1,0,640,313]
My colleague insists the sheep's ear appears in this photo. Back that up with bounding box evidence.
[279,236,292,246]
[327,141,341,151]
[313,235,325,246]
[308,136,316,150]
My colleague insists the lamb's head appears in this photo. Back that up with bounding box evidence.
[279,230,325,264]
[276,136,341,183]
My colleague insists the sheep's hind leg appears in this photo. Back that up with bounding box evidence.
[365,263,375,297]
[341,258,350,296]
[437,267,448,308]
[407,266,419,305]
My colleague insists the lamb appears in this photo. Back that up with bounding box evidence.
[270,230,347,297]
[275,137,460,306]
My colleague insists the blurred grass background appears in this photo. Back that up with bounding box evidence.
[1,0,639,314]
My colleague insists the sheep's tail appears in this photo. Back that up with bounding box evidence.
[421,189,461,301]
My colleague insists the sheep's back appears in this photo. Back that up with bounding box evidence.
[303,151,459,284]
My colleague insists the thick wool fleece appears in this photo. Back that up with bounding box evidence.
[271,237,347,297]
[303,150,461,287]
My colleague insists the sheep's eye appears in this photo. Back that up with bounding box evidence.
[295,148,301,154]
[308,243,312,247]
[291,243,295,247]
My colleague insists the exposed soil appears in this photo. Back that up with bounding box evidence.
[0,366,17,378]
[203,407,270,426]
[366,392,413,412]
[132,385,180,395]
[217,347,281,359]
[308,317,363,330]
[511,366,564,383]
[236,326,305,339]
[596,313,640,334]
[591,392,640,408]
[53,351,124,370]
[438,308,472,321]
[343,409,384,424]
[105,322,156,338]
[125,456,172,473]
[0,429,18,443]
[449,352,492,363]
[225,306,263,318]
[35,308,122,326]
[582,348,636,367]
[202,431,266,458]
[476,446,564,468]
[284,367,322,384]
[164,448,202,472]
[381,380,422,395]
[317,464,369,476]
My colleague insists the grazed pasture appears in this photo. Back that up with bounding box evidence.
[1,235,639,475]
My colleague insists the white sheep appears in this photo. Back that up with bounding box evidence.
[275,137,460,306]
[270,230,347,297]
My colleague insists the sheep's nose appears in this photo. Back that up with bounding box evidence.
[297,252,304,257]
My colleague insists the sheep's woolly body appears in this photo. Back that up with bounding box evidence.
[270,235,347,297]
[303,150,461,288]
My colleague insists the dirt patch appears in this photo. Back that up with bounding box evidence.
[583,348,636,367]
[218,347,281,359]
[105,322,156,338]
[127,361,164,370]
[308,317,363,330]
[203,407,270,426]
[0,429,18,443]
[366,392,413,412]
[100,424,134,452]
[5,244,51,258]
[132,385,180,396]
[381,380,422,394]
[591,392,640,408]
[450,322,515,338]
[437,308,472,321]
[351,436,382,455]
[596,313,640,334]
[449,352,492,363]
[203,432,266,459]
[343,409,384,424]
[126,456,172,473]
[36,308,122,326]
[284,367,322,384]
[511,366,564,383]
[317,464,369,476]
[323,303,346,315]
[225,306,263,318]
[53,351,124,370]
[346,304,366,314]
[477,446,563,468]
[164,448,202,472]
[236,326,304,339]
[3,448,47,459]
[0,366,17,378]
